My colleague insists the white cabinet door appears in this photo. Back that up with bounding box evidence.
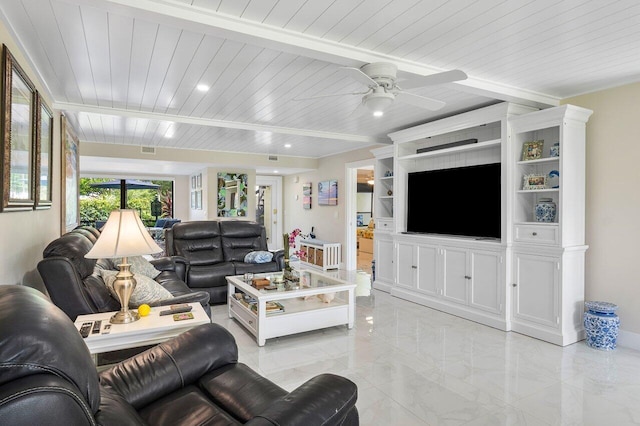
[416,244,439,296]
[374,236,394,285]
[441,247,468,304]
[513,252,560,329]
[469,250,502,314]
[395,241,416,289]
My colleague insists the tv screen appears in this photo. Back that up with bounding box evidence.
[407,163,501,239]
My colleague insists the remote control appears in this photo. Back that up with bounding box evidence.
[92,320,102,334]
[159,305,193,316]
[79,322,92,338]
[102,324,111,335]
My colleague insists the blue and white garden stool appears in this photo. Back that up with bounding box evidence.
[583,301,620,350]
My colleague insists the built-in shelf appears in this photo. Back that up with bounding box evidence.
[397,138,501,162]
[379,176,394,180]
[379,196,393,199]
[517,157,560,166]
[517,188,560,194]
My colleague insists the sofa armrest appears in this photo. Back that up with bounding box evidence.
[99,323,237,409]
[151,256,189,281]
[271,249,285,270]
[0,374,96,425]
[246,374,358,426]
[149,256,175,272]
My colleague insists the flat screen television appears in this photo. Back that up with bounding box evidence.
[407,163,501,239]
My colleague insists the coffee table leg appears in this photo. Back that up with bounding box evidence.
[227,282,234,318]
[258,299,266,346]
[347,288,355,329]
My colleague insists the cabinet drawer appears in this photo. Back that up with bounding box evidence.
[376,219,393,232]
[515,224,559,245]
[229,300,257,334]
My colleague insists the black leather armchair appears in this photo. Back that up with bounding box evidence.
[165,221,284,304]
[37,226,211,319]
[0,286,359,425]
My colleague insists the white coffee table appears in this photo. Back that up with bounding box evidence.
[74,303,210,355]
[227,269,356,346]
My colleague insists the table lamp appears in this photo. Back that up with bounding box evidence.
[85,209,162,324]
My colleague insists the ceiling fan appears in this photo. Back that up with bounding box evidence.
[295,62,467,117]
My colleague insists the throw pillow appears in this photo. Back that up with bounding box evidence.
[112,256,161,279]
[244,250,274,264]
[99,269,173,307]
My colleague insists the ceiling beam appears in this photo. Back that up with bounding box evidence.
[54,102,383,144]
[78,0,559,108]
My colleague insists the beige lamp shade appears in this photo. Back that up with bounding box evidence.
[85,209,162,259]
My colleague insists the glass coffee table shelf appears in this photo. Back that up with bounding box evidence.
[226,269,356,346]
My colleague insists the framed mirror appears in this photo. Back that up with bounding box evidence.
[1,45,36,211]
[217,172,248,217]
[35,94,53,209]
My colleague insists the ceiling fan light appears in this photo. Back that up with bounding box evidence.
[364,90,394,116]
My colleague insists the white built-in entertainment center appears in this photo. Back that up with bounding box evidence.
[372,102,592,346]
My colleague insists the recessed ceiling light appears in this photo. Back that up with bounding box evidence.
[373,111,384,117]
[284,144,291,148]
[273,170,279,174]
[196,84,210,92]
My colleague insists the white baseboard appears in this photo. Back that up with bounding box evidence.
[617,329,640,351]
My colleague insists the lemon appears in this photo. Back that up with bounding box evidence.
[138,304,151,317]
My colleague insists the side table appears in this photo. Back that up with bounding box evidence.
[74,303,210,355]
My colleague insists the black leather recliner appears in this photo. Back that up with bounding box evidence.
[37,225,211,319]
[165,221,284,304]
[0,285,359,425]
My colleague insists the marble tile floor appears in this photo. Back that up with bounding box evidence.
[210,273,640,426]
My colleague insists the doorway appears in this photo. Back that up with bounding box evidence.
[344,159,375,271]
[256,175,283,251]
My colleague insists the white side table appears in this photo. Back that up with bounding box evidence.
[74,303,210,355]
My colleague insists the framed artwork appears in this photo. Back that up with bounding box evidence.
[61,114,80,232]
[523,174,547,190]
[318,180,338,206]
[302,182,312,196]
[191,175,196,189]
[35,93,53,209]
[303,196,311,210]
[521,140,544,161]
[190,191,196,208]
[1,44,36,211]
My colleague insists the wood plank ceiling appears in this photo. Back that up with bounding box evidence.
[1,0,639,172]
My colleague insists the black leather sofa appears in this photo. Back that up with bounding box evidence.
[38,226,211,319]
[165,221,284,304]
[0,285,359,425]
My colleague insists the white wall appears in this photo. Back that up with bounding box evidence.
[0,23,61,288]
[283,146,379,261]
[564,83,640,343]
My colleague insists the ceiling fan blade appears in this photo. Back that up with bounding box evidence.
[395,92,445,111]
[340,66,380,89]
[399,69,467,90]
[292,91,369,101]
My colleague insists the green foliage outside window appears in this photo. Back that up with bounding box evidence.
[79,178,173,227]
